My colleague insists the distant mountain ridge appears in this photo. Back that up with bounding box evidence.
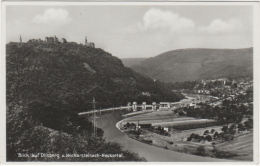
[131,48,253,83]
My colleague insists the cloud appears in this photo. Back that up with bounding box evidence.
[199,19,245,34]
[32,8,71,25]
[141,8,195,33]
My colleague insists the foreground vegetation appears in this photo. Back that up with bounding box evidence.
[7,102,145,161]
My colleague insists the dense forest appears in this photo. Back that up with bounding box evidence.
[6,41,183,161]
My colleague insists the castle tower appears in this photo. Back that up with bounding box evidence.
[85,36,87,45]
[20,35,22,43]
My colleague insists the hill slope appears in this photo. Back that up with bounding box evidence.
[6,42,182,111]
[121,58,147,67]
[131,48,253,83]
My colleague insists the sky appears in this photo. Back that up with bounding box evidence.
[6,4,253,58]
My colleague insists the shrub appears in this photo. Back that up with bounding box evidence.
[214,150,238,159]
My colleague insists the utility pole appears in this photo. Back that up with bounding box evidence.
[92,97,97,137]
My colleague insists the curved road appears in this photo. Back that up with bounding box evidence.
[96,111,234,162]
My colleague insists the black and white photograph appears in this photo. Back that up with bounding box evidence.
[1,1,259,164]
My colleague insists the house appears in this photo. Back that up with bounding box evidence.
[204,90,210,94]
[189,103,196,107]
[163,127,169,132]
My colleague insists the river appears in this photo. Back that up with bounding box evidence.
[95,94,232,162]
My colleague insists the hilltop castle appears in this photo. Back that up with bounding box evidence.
[22,35,95,48]
[85,36,95,48]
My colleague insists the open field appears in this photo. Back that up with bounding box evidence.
[128,126,253,161]
[215,131,253,160]
[152,119,218,127]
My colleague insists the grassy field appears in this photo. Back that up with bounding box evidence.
[152,119,219,128]
[133,127,253,161]
[215,131,253,160]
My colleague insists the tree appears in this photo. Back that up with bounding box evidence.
[229,124,236,135]
[196,146,206,156]
[204,130,209,135]
[232,83,238,88]
[205,135,212,141]
[244,119,253,129]
[190,133,196,138]
[213,131,219,139]
[125,122,130,128]
[223,134,234,141]
[198,136,205,142]
[221,126,228,133]
[211,129,215,134]
[194,134,200,139]
[222,100,230,107]
[237,123,245,131]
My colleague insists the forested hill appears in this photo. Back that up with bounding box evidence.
[131,48,253,83]
[7,42,182,110]
[6,41,182,161]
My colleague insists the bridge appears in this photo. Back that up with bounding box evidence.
[78,106,132,116]
[77,101,175,116]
